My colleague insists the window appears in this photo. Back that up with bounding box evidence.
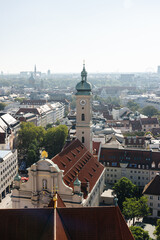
[152,162,155,168]
[112,162,117,167]
[150,196,153,200]
[158,196,160,200]
[82,137,85,143]
[150,202,153,207]
[158,203,160,208]
[42,179,47,190]
[81,114,85,121]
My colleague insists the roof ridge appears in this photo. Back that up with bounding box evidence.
[142,176,155,194]
[115,207,123,240]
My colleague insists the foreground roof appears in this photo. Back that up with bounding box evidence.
[51,139,104,197]
[143,174,160,195]
[0,206,134,240]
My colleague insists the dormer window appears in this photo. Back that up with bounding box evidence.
[152,162,155,168]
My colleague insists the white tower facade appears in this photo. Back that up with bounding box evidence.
[75,64,92,153]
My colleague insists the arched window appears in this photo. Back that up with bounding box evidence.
[158,163,160,169]
[82,137,85,143]
[81,114,85,121]
[42,179,47,190]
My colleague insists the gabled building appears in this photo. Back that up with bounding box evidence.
[140,117,159,132]
[12,139,105,208]
[143,173,160,218]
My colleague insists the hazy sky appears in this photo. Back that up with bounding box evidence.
[1,0,160,73]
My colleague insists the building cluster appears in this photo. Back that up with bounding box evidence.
[2,64,160,238]
[15,100,65,127]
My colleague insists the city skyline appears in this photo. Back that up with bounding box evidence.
[1,0,160,73]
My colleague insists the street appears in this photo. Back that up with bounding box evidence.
[0,192,12,209]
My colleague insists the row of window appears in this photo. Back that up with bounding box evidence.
[150,196,160,200]
[150,203,160,207]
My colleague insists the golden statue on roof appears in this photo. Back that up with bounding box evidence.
[41,150,48,159]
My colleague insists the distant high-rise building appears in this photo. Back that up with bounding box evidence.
[47,69,51,76]
[34,65,37,78]
[157,66,160,74]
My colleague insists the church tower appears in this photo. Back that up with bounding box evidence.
[75,63,92,153]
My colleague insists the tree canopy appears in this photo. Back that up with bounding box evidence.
[44,125,68,158]
[130,226,151,240]
[154,219,160,240]
[112,177,138,209]
[142,105,159,117]
[127,100,139,112]
[18,122,68,167]
[123,196,150,225]
[0,102,6,110]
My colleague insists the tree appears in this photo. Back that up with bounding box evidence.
[137,196,150,219]
[154,219,160,240]
[14,97,26,103]
[112,177,138,210]
[55,119,60,125]
[123,196,150,225]
[130,226,151,240]
[0,102,6,110]
[142,105,159,117]
[18,122,46,167]
[46,123,53,130]
[18,122,68,167]
[123,197,138,225]
[127,100,139,112]
[44,125,68,158]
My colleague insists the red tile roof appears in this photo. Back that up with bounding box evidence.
[0,207,134,240]
[57,206,134,240]
[143,174,160,195]
[51,138,104,198]
[16,108,40,115]
[130,120,142,131]
[141,117,159,125]
[92,141,101,155]
[100,147,160,170]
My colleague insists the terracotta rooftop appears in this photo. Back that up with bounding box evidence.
[141,117,159,125]
[130,120,142,131]
[51,138,104,198]
[16,108,40,115]
[92,141,101,155]
[143,174,160,195]
[0,206,134,240]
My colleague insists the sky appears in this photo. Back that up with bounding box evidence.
[0,0,160,73]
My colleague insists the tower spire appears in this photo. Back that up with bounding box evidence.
[81,61,87,82]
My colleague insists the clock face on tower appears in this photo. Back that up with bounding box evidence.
[80,99,86,106]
